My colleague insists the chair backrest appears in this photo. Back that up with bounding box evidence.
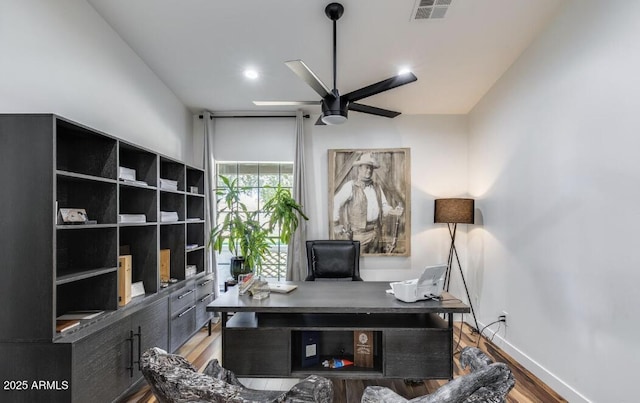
[305,240,362,281]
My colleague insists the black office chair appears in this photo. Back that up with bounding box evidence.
[305,240,362,281]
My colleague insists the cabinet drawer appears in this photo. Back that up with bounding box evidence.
[196,275,215,299]
[384,329,451,379]
[170,284,196,315]
[170,304,196,352]
[196,291,214,326]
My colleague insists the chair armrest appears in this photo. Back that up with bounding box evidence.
[361,386,408,403]
[285,375,334,403]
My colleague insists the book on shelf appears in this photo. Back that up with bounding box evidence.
[57,310,104,320]
[186,243,199,250]
[159,178,178,191]
[119,214,146,223]
[56,319,80,333]
[160,211,179,222]
[186,217,201,221]
[160,249,170,282]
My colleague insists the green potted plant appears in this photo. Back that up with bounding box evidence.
[263,184,309,244]
[209,177,309,280]
[208,176,272,280]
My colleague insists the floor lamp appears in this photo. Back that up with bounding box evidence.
[434,198,480,333]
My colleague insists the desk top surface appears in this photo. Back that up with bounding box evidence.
[206,281,469,314]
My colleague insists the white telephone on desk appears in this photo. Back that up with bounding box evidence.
[388,264,447,303]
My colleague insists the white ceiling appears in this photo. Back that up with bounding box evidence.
[88,0,564,116]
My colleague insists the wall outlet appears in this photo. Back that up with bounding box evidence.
[500,310,508,326]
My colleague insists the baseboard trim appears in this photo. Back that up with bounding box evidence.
[477,320,591,403]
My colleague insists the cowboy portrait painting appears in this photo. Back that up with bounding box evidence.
[329,148,411,256]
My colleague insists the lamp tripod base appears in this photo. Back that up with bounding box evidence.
[444,223,480,334]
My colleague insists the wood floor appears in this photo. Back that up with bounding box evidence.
[120,321,567,403]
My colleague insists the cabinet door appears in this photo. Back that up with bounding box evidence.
[72,317,132,403]
[132,298,169,381]
[384,329,452,379]
[223,329,290,376]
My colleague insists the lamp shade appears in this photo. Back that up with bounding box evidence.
[434,198,474,224]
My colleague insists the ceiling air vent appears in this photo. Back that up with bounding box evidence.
[412,0,452,21]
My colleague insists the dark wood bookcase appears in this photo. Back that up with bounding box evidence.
[0,114,213,402]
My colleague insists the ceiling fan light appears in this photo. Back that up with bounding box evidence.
[321,114,347,125]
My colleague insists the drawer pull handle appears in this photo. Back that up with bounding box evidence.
[200,293,213,303]
[134,326,142,371]
[126,330,135,377]
[178,305,196,318]
[178,289,194,299]
[199,279,212,286]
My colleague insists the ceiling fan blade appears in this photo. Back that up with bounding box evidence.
[253,101,321,106]
[314,116,326,126]
[285,60,332,98]
[343,72,417,103]
[348,103,401,118]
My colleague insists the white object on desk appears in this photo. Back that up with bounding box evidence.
[389,264,447,303]
[268,283,298,293]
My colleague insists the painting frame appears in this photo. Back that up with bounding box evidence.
[328,148,411,257]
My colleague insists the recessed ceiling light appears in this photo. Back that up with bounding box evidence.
[244,69,259,80]
[398,67,412,75]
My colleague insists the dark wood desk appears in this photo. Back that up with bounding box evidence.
[206,281,469,379]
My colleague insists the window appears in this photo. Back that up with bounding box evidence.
[215,162,293,282]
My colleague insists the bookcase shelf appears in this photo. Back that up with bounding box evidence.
[56,120,117,180]
[56,266,119,285]
[0,114,213,402]
[57,170,118,184]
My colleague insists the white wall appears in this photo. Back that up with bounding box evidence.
[0,0,192,162]
[468,0,640,401]
[204,113,469,283]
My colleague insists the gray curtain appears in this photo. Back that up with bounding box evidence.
[202,111,219,299]
[286,110,308,280]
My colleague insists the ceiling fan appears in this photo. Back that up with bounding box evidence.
[254,2,418,125]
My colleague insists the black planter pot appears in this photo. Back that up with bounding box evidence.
[230,256,252,280]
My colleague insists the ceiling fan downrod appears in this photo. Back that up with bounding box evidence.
[325,3,344,93]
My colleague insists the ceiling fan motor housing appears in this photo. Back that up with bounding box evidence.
[321,93,348,124]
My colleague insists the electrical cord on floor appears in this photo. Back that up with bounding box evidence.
[476,319,504,348]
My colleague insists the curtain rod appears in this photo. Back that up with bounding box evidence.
[198,114,309,120]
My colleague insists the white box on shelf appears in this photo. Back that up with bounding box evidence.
[160,211,179,222]
[118,166,136,181]
[159,178,178,191]
[186,265,197,278]
[118,214,147,223]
